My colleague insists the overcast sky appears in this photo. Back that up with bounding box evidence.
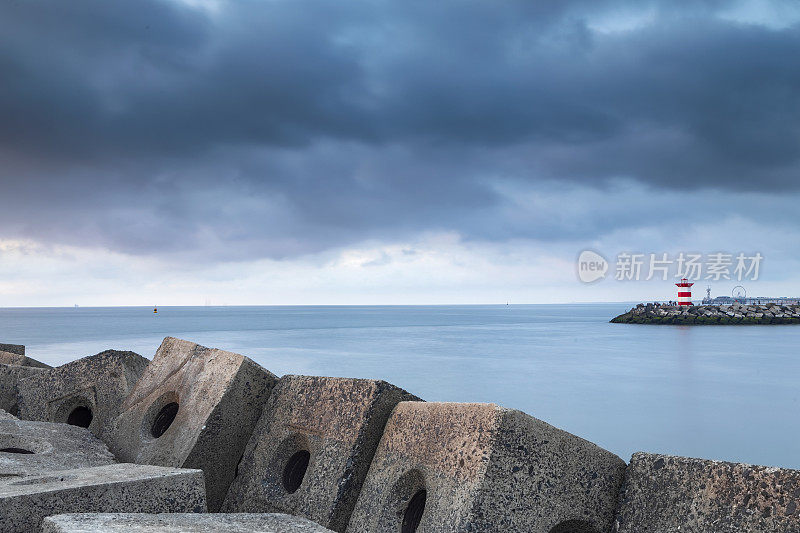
[1,0,800,306]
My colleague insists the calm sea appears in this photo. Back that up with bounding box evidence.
[1,304,798,469]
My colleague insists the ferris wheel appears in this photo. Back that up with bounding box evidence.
[732,285,746,301]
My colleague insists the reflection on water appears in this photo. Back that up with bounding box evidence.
[2,304,799,468]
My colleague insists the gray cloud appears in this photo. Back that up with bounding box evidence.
[1,0,799,260]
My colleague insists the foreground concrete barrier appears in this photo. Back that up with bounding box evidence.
[105,337,278,511]
[348,402,626,533]
[223,375,420,531]
[0,350,50,368]
[0,363,47,415]
[614,452,800,532]
[0,343,25,356]
[17,350,149,438]
[0,463,206,532]
[43,512,336,532]
[0,419,115,478]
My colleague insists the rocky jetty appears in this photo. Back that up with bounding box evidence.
[611,302,800,325]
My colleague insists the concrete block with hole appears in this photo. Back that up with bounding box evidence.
[0,344,25,356]
[0,350,51,368]
[17,350,149,438]
[0,463,206,532]
[0,419,115,479]
[347,402,626,533]
[614,452,800,533]
[0,363,47,416]
[104,336,278,511]
[42,512,337,532]
[222,375,420,531]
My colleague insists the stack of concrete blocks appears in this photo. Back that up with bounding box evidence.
[43,513,336,532]
[223,375,419,531]
[0,417,207,531]
[614,452,800,532]
[104,337,279,511]
[17,350,149,438]
[347,401,627,533]
[0,343,50,417]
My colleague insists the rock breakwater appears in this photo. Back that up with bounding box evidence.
[611,302,800,325]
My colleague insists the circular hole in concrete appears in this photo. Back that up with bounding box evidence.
[66,406,93,428]
[0,447,34,454]
[8,404,19,417]
[402,489,426,533]
[151,402,179,438]
[282,450,310,494]
[548,520,600,533]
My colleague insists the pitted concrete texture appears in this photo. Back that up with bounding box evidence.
[0,362,47,415]
[105,337,278,511]
[0,343,24,356]
[222,375,420,531]
[43,513,336,532]
[614,452,800,533]
[0,419,115,479]
[0,350,51,368]
[0,409,16,420]
[0,463,206,532]
[347,402,627,533]
[18,350,149,439]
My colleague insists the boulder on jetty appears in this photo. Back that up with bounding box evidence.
[0,363,47,415]
[611,302,800,325]
[615,452,800,533]
[347,402,626,533]
[0,350,50,368]
[43,513,335,532]
[0,343,25,356]
[17,350,149,438]
[0,464,206,532]
[104,337,278,511]
[223,375,420,532]
[0,419,115,478]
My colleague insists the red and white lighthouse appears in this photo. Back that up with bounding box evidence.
[675,278,694,306]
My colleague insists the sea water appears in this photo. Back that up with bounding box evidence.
[1,304,798,469]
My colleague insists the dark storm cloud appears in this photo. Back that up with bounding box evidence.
[1,0,799,259]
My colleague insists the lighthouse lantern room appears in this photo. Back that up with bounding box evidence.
[675,278,694,306]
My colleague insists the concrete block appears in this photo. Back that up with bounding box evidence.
[614,452,800,533]
[0,362,47,415]
[43,513,335,532]
[0,350,50,368]
[0,343,24,356]
[223,375,420,531]
[347,402,627,533]
[17,350,149,439]
[0,463,206,532]
[0,419,115,479]
[105,336,278,511]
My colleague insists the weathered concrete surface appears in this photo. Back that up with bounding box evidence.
[223,375,420,531]
[0,343,25,356]
[18,350,149,440]
[0,419,115,479]
[0,463,206,532]
[348,402,626,533]
[105,337,278,511]
[0,350,50,368]
[614,452,800,533]
[43,513,335,532]
[0,409,16,420]
[0,362,47,415]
